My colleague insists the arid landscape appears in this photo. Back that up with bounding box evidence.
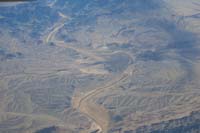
[0,0,200,133]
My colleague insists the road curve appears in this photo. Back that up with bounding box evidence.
[45,19,132,132]
[72,73,129,133]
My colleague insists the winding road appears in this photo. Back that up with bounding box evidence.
[73,73,129,133]
[45,18,133,133]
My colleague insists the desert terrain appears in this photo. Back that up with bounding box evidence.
[0,0,200,133]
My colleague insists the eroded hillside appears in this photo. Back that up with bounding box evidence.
[0,0,200,133]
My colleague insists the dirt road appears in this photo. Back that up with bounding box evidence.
[45,19,132,132]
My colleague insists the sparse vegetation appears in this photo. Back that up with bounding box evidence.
[0,0,200,132]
